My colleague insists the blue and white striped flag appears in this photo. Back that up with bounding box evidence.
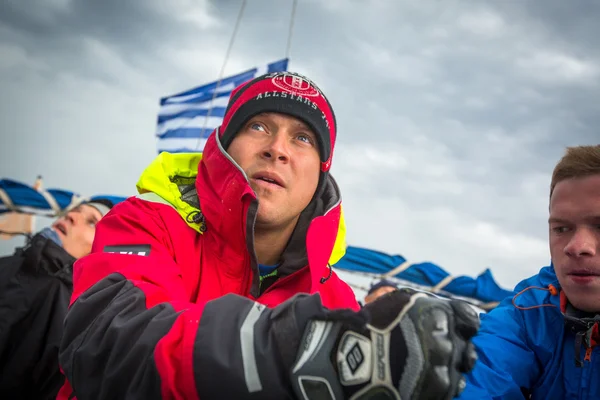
[156,58,289,154]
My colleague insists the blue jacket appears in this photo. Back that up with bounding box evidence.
[459,265,600,400]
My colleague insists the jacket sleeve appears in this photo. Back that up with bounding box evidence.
[58,197,335,400]
[458,295,540,399]
[0,251,70,398]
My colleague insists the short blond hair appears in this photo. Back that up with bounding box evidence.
[550,145,600,198]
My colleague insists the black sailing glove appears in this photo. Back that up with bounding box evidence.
[287,289,480,400]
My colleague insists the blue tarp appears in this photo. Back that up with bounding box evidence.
[335,245,514,304]
[0,178,127,216]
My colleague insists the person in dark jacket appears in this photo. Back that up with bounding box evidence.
[0,198,117,399]
[364,278,399,304]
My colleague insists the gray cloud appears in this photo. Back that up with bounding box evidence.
[1,0,598,289]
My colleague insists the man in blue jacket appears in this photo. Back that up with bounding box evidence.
[459,144,600,399]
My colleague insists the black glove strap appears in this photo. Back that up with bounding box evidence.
[290,320,345,400]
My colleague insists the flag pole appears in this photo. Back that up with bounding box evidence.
[285,0,298,60]
[195,0,248,151]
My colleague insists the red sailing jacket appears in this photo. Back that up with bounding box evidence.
[57,132,359,400]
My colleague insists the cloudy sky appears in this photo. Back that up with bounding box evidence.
[1,0,598,290]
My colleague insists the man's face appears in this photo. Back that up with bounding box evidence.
[52,204,103,259]
[549,174,600,312]
[227,112,321,231]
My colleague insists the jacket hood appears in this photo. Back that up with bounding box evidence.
[136,151,205,233]
[136,144,348,268]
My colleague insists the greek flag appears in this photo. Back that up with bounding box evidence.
[156,58,289,154]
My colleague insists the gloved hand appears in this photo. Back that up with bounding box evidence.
[289,288,480,400]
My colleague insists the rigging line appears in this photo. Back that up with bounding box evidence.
[285,0,298,60]
[195,0,248,151]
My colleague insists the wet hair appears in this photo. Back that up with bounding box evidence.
[550,145,600,199]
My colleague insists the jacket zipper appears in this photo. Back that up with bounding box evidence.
[258,266,310,297]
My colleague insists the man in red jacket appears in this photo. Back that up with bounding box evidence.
[58,71,479,399]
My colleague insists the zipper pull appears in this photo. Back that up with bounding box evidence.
[584,347,593,362]
[574,331,584,367]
